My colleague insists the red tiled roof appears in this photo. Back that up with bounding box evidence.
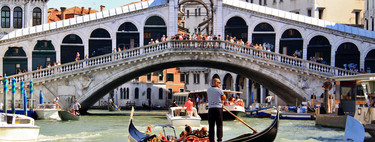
[47,7,99,23]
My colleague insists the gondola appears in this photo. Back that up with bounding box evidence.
[128,107,280,142]
[58,110,80,121]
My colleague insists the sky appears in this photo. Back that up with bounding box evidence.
[48,0,139,10]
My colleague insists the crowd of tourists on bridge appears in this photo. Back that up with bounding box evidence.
[146,33,273,52]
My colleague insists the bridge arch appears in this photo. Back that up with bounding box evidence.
[89,28,112,57]
[76,49,313,112]
[335,42,360,70]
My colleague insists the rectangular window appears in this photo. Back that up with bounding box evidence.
[318,8,324,19]
[187,10,189,18]
[198,8,201,16]
[195,9,197,16]
[147,73,152,82]
[264,0,267,5]
[193,73,200,84]
[204,73,209,84]
[180,73,185,82]
[135,88,139,99]
[158,71,163,82]
[250,0,253,3]
[307,9,312,17]
[185,73,189,84]
[168,88,173,99]
[259,0,262,5]
[180,88,184,92]
[355,11,360,25]
[166,73,174,82]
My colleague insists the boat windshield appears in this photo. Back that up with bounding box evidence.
[15,116,31,124]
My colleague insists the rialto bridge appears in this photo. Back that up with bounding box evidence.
[0,0,373,112]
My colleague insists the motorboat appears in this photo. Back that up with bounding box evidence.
[34,104,61,120]
[0,113,40,141]
[166,106,201,127]
[173,90,245,120]
[246,106,276,118]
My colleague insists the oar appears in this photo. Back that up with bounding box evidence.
[223,106,258,134]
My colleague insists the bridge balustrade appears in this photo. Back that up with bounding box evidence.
[1,40,357,85]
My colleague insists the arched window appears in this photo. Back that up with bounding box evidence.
[13,7,22,28]
[135,88,139,99]
[1,6,10,28]
[159,88,163,99]
[32,7,42,26]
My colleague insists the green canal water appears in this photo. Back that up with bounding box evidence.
[35,110,348,142]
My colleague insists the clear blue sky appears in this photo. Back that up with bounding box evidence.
[48,0,139,10]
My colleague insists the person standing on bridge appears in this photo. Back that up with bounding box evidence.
[207,78,224,142]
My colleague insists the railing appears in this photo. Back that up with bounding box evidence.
[0,40,357,84]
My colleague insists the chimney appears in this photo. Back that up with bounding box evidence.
[100,5,105,12]
[81,7,84,14]
[60,7,66,20]
[88,7,92,14]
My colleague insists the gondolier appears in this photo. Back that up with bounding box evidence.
[207,78,224,142]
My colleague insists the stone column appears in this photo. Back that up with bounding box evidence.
[213,0,224,36]
[24,1,31,28]
[167,0,178,38]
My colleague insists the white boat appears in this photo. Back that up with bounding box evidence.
[166,106,201,127]
[173,90,245,120]
[0,113,40,141]
[34,104,61,120]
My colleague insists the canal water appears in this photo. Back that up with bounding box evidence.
[36,110,347,142]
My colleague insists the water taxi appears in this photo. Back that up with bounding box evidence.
[173,90,245,120]
[0,113,40,141]
[316,74,375,138]
[166,106,201,127]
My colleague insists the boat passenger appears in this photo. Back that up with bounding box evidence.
[183,97,193,118]
[172,131,187,142]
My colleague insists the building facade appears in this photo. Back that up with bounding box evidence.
[94,68,185,108]
[246,0,364,28]
[0,0,49,38]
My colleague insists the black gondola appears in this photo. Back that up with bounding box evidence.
[128,109,280,142]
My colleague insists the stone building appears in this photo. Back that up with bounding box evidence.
[0,0,49,38]
[94,68,185,108]
[245,0,364,28]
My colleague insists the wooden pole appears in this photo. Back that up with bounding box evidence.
[223,107,258,133]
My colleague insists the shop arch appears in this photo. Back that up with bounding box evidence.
[117,22,139,49]
[335,42,360,70]
[307,35,331,65]
[144,16,167,45]
[3,47,27,75]
[225,16,248,42]
[60,34,84,64]
[279,29,303,58]
[252,22,275,52]
[89,28,112,57]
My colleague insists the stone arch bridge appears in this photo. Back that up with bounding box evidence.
[1,40,355,113]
